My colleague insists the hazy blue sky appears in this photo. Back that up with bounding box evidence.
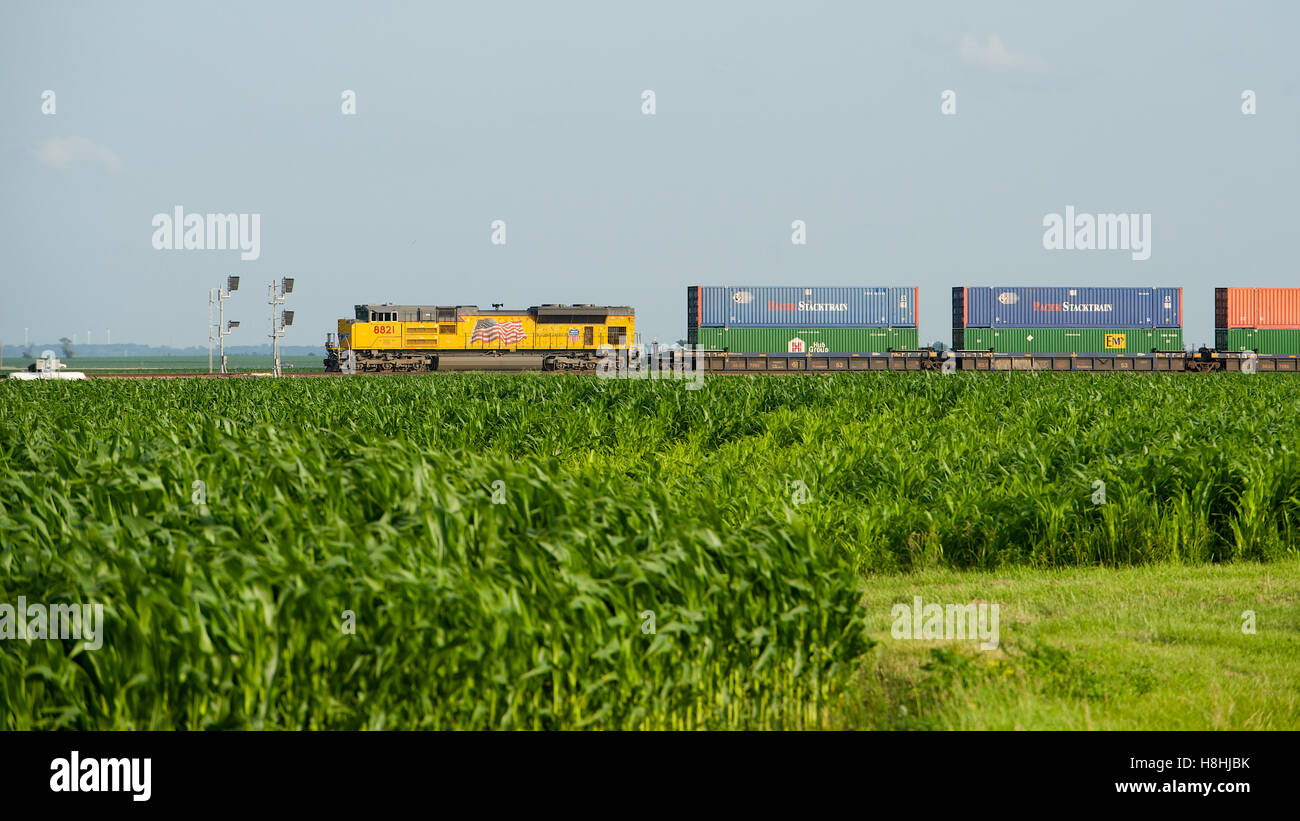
[2,1,1297,348]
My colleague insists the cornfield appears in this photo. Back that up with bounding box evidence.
[1,373,1297,729]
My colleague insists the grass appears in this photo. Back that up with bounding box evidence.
[848,560,1300,729]
[1,372,1298,729]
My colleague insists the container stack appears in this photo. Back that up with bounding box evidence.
[952,286,1183,354]
[687,286,919,353]
[1215,288,1300,354]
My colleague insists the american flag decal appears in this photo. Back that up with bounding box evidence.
[468,318,526,345]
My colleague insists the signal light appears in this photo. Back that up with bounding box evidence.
[282,278,294,295]
[282,311,294,327]
[227,276,240,293]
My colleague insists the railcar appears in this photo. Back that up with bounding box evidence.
[1215,287,1300,355]
[324,302,636,372]
[687,285,919,353]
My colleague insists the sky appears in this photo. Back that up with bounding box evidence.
[1,1,1297,349]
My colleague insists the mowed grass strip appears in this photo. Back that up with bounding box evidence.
[848,560,1300,729]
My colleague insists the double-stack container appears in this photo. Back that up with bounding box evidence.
[1215,288,1300,354]
[687,286,919,353]
[953,286,1183,354]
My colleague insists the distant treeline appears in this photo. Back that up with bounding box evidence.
[0,344,323,358]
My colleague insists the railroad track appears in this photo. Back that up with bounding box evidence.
[84,371,343,379]
[40,348,1300,379]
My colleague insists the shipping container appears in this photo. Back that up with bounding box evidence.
[1219,328,1300,355]
[959,286,1181,328]
[695,326,918,353]
[692,286,917,328]
[1216,287,1300,329]
[956,327,1183,354]
[687,287,701,341]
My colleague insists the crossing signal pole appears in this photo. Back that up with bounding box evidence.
[218,276,240,373]
[268,278,294,377]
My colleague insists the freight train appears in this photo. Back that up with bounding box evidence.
[324,302,636,372]
[325,287,1300,374]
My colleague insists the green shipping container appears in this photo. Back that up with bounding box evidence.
[695,326,918,353]
[956,327,1183,354]
[1221,328,1300,355]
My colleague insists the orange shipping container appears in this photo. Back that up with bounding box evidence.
[1220,287,1300,329]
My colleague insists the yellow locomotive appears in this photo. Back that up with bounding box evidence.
[324,302,637,372]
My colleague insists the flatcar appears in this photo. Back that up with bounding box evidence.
[324,302,636,372]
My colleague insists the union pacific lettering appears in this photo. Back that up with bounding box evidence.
[1032,301,1114,312]
[769,301,850,311]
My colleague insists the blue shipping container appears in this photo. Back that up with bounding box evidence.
[961,286,1181,329]
[695,286,917,328]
